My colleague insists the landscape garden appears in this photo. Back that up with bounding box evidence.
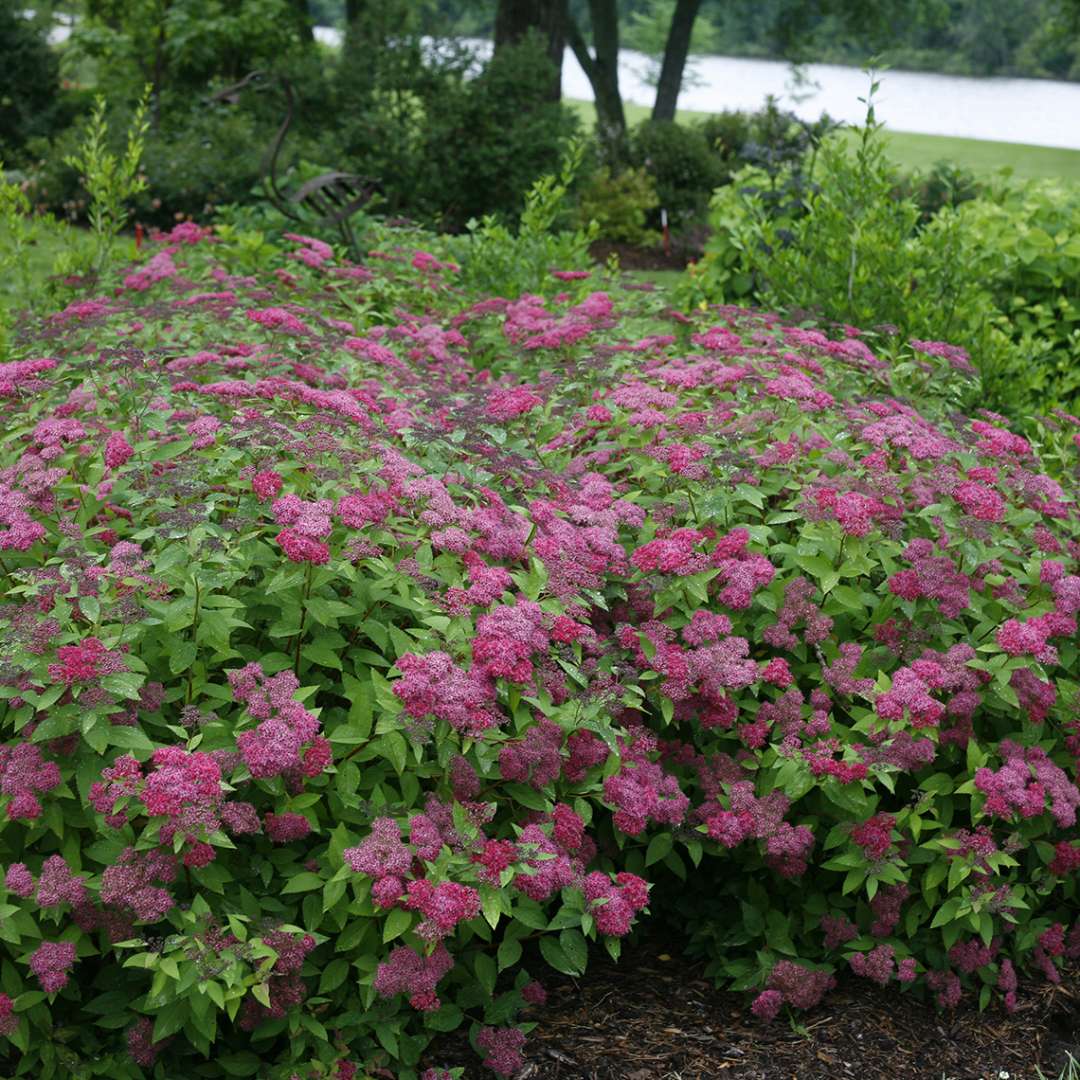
[2,2,1080,1078]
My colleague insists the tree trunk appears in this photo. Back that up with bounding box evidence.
[291,0,314,45]
[494,0,567,101]
[567,0,627,164]
[651,0,702,122]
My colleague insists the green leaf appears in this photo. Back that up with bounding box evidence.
[280,872,323,894]
[539,935,578,976]
[106,725,156,751]
[497,937,522,972]
[735,483,765,509]
[423,1004,463,1032]
[319,958,349,994]
[930,898,961,929]
[481,887,502,930]
[375,731,408,774]
[383,906,412,943]
[322,878,347,913]
[169,640,197,675]
[559,928,588,973]
[922,859,948,893]
[645,832,673,867]
[216,1053,261,1076]
[100,671,145,700]
[474,952,497,997]
[504,783,549,812]
[303,642,343,670]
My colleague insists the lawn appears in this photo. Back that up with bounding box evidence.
[565,97,1080,181]
[0,217,97,321]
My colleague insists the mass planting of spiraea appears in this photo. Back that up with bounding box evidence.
[0,224,1078,1079]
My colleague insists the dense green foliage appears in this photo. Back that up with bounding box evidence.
[674,0,1080,81]
[628,120,726,229]
[430,1,1080,82]
[576,165,660,246]
[16,4,576,233]
[0,7,63,162]
[681,84,1080,423]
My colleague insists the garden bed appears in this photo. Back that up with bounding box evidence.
[429,936,1080,1079]
[588,239,691,272]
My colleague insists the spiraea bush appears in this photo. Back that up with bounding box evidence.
[0,221,1078,1080]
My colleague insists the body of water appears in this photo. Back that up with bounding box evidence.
[583,52,1080,150]
[314,27,1080,150]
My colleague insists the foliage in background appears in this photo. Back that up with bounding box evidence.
[0,7,63,163]
[445,135,599,298]
[63,92,150,273]
[891,160,985,226]
[628,119,726,229]
[953,176,1080,413]
[401,36,580,232]
[68,0,309,105]
[576,165,660,246]
[622,0,722,90]
[25,7,577,235]
[705,0,1080,81]
[680,76,1080,423]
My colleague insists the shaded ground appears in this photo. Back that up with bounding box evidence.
[589,240,690,273]
[427,936,1080,1079]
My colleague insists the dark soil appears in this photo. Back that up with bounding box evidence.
[426,936,1080,1080]
[589,240,692,273]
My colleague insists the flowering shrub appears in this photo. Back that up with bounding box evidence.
[0,221,1078,1079]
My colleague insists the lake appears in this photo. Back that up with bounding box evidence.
[311,28,1080,151]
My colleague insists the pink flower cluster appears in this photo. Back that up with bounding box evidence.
[48,637,127,684]
[230,663,331,785]
[373,943,454,1011]
[850,814,896,862]
[472,600,550,682]
[0,741,61,820]
[403,879,481,940]
[393,652,498,736]
[603,729,689,836]
[476,1026,527,1076]
[751,960,835,1019]
[486,385,543,421]
[631,528,709,576]
[701,782,815,877]
[849,944,916,986]
[104,431,135,469]
[245,306,310,335]
[975,741,1080,828]
[99,847,178,921]
[29,940,77,993]
[583,871,649,936]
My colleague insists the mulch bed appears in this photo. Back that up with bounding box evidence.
[426,936,1080,1079]
[588,240,692,273]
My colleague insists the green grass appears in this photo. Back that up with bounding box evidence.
[622,268,685,289]
[565,97,710,129]
[842,128,1080,182]
[565,97,1080,182]
[0,217,96,322]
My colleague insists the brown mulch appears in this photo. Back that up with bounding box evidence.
[426,937,1080,1080]
[589,240,691,273]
